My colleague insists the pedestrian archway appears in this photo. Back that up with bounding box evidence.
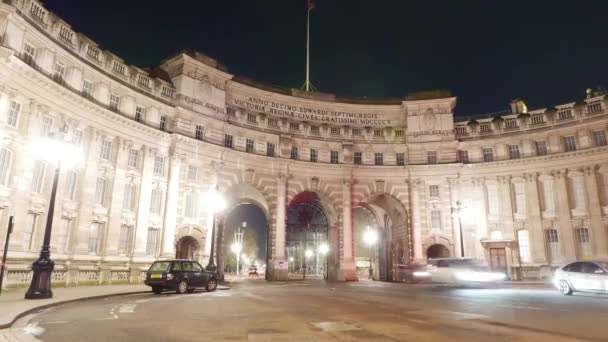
[427,244,450,259]
[175,236,200,260]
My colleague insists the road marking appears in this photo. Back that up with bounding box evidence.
[22,323,45,337]
[497,304,545,311]
[41,321,69,325]
[312,321,361,332]
[436,310,488,321]
[96,318,117,321]
[118,304,137,313]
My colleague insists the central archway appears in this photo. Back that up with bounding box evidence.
[427,244,450,259]
[176,236,199,260]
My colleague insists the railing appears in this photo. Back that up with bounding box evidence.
[1,268,149,288]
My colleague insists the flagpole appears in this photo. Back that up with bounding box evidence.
[305,6,311,92]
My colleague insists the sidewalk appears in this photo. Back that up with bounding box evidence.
[0,285,149,329]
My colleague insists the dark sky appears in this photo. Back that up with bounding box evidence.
[44,0,608,116]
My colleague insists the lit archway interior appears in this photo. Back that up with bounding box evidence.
[427,244,451,259]
[175,236,200,260]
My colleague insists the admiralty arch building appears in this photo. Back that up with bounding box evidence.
[1,0,608,287]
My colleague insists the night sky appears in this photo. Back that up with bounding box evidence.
[43,0,608,115]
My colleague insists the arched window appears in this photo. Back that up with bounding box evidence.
[517,230,531,263]
[574,227,591,259]
[0,148,13,186]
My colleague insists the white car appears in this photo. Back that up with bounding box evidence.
[428,258,506,285]
[553,260,608,295]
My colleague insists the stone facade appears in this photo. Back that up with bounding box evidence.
[1,0,607,287]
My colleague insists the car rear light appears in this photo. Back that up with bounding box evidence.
[166,273,174,280]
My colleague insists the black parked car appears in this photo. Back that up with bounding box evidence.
[145,260,218,294]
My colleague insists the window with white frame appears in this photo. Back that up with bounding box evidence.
[246,139,255,153]
[110,93,120,111]
[396,152,405,166]
[118,225,131,255]
[535,141,548,156]
[514,182,526,216]
[184,192,198,218]
[571,176,586,209]
[541,179,555,212]
[53,62,65,83]
[188,165,198,181]
[160,115,167,131]
[227,108,237,118]
[135,106,145,122]
[330,151,339,164]
[483,147,494,162]
[150,188,163,214]
[458,150,469,163]
[247,113,257,123]
[99,140,112,161]
[354,152,362,165]
[563,135,577,152]
[574,227,591,259]
[290,146,298,160]
[7,100,21,127]
[94,177,107,206]
[266,142,275,157]
[224,134,233,148]
[544,229,561,264]
[374,152,383,166]
[127,148,139,168]
[430,209,442,231]
[352,128,362,137]
[517,230,531,263]
[195,125,204,141]
[82,80,93,98]
[267,118,279,128]
[330,127,340,136]
[487,184,499,215]
[31,160,46,193]
[64,170,78,200]
[592,130,607,147]
[0,148,12,186]
[310,149,318,162]
[122,183,135,210]
[146,228,159,256]
[429,185,440,199]
[289,122,299,131]
[153,156,165,176]
[508,144,520,159]
[427,151,437,164]
[22,43,35,66]
[89,223,101,254]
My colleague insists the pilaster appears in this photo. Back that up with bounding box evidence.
[447,178,460,257]
[523,173,546,264]
[338,177,357,281]
[584,166,608,257]
[160,147,182,258]
[553,170,576,259]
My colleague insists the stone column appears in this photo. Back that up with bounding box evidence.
[584,166,608,257]
[103,138,130,258]
[448,178,461,257]
[524,173,546,264]
[410,179,423,260]
[339,178,357,281]
[498,176,515,238]
[472,178,489,260]
[272,174,288,280]
[553,170,576,259]
[132,147,156,259]
[160,150,182,258]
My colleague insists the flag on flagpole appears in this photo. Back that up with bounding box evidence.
[308,0,315,11]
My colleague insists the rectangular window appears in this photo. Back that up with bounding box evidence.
[100,140,112,161]
[571,176,586,209]
[247,113,257,123]
[310,126,320,135]
[267,118,279,128]
[246,139,255,153]
[429,185,440,199]
[374,152,383,166]
[89,223,101,254]
[354,152,362,165]
[592,130,607,147]
[23,43,35,66]
[160,116,167,131]
[188,165,198,181]
[587,102,603,114]
[127,148,139,168]
[396,152,405,166]
[330,151,339,164]
[153,156,165,176]
[483,147,494,162]
[150,188,163,214]
[514,182,526,215]
[72,129,83,146]
[0,148,12,186]
[31,160,46,193]
[94,177,107,206]
[226,108,237,118]
[394,129,404,138]
[195,125,204,141]
[545,229,560,264]
[427,151,437,164]
[487,184,499,215]
[574,228,591,260]
[373,129,384,138]
[7,100,21,127]
[146,228,158,256]
[291,146,298,160]
[224,134,233,148]
[563,136,577,152]
[330,127,340,136]
[110,93,120,111]
[310,149,318,162]
[508,145,520,159]
[53,62,65,83]
[289,122,299,131]
[542,179,555,212]
[430,209,441,231]
[118,225,131,255]
[135,106,145,122]
[184,192,198,218]
[122,184,135,210]
[82,80,93,98]
[535,141,548,156]
[352,128,363,137]
[41,115,53,136]
[458,150,469,163]
[266,142,275,157]
[517,230,531,263]
[64,170,77,200]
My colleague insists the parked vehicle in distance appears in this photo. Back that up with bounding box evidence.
[248,266,258,276]
[428,258,506,285]
[396,263,433,283]
[145,260,218,294]
[553,260,608,295]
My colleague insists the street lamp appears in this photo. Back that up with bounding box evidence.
[26,133,82,299]
[451,200,466,258]
[319,243,329,280]
[363,226,378,280]
[204,186,226,272]
[232,221,246,277]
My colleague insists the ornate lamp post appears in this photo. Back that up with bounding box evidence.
[204,186,225,272]
[26,133,82,299]
[231,221,246,277]
[318,242,329,280]
[363,226,378,280]
[451,200,466,258]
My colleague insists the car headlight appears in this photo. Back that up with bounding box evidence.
[413,271,431,277]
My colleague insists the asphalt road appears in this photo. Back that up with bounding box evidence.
[13,280,608,341]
